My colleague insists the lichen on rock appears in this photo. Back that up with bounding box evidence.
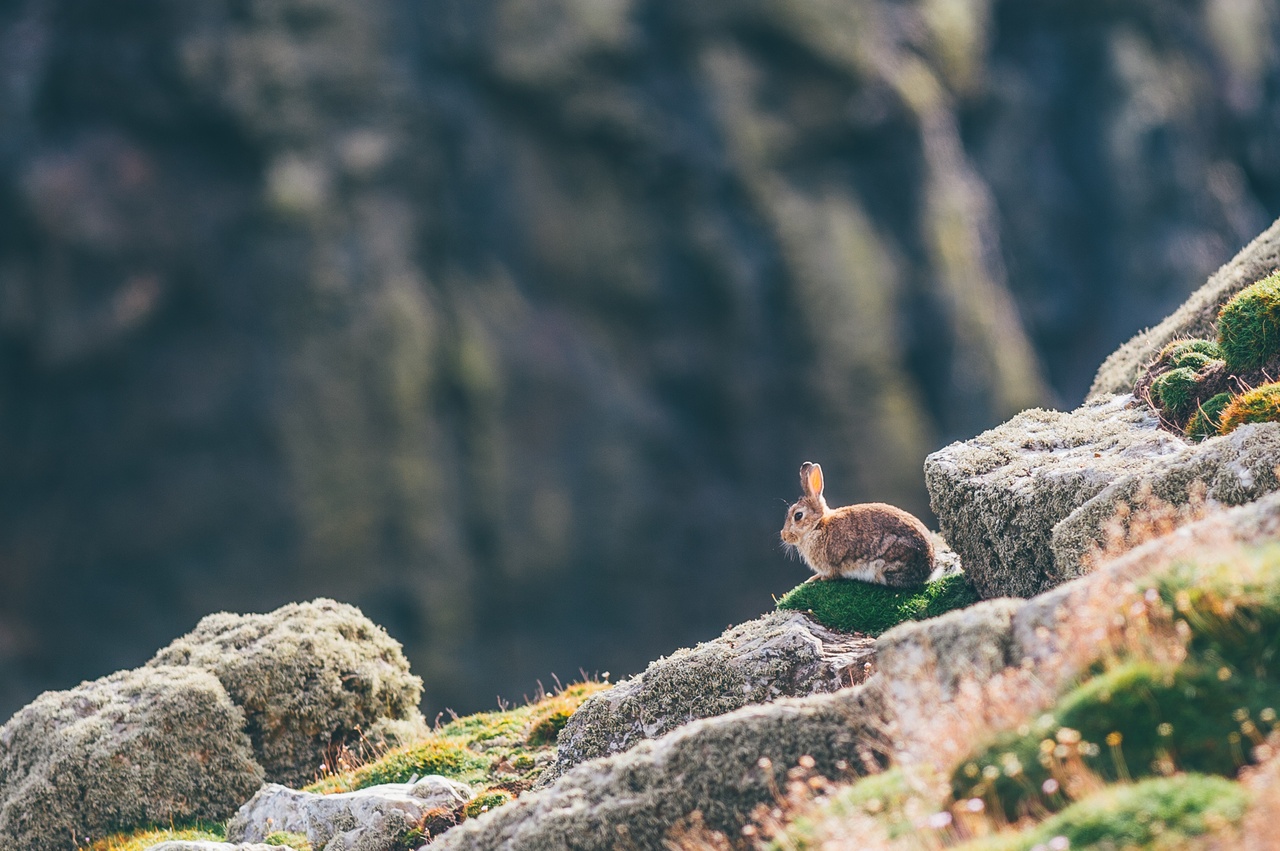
[541,610,875,784]
[1051,422,1280,572]
[924,394,1184,599]
[0,666,264,851]
[148,598,425,787]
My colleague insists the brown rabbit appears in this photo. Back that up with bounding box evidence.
[780,461,934,588]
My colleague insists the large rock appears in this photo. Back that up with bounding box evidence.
[430,685,890,851]
[1091,217,1280,399]
[228,779,472,851]
[924,394,1185,598]
[149,599,425,786]
[0,666,264,851]
[541,611,874,783]
[1052,422,1280,571]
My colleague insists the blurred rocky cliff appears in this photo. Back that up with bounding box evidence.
[0,0,1277,719]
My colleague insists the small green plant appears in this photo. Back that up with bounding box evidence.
[465,789,514,819]
[955,774,1247,851]
[1218,382,1280,435]
[1186,392,1232,440]
[776,573,977,637]
[1218,271,1280,372]
[1150,366,1202,419]
[265,831,311,850]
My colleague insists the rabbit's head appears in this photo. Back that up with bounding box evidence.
[781,461,828,547]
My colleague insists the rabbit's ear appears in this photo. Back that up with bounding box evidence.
[800,462,824,498]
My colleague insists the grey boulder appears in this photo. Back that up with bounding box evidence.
[0,666,264,851]
[924,394,1184,598]
[541,610,875,783]
[149,598,426,786]
[228,778,472,851]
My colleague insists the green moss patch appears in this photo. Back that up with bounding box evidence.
[776,573,977,637]
[305,681,610,798]
[1218,271,1280,372]
[1151,366,1203,419]
[266,832,312,849]
[1219,381,1280,435]
[1159,338,1224,366]
[958,775,1247,851]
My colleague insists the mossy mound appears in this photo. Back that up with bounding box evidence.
[1150,366,1203,419]
[1158,338,1224,366]
[1186,392,1232,440]
[1219,382,1280,435]
[1218,271,1280,372]
[776,573,978,637]
[957,775,1247,851]
[265,832,312,849]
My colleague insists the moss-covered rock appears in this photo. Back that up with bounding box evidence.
[430,686,890,851]
[1187,392,1233,440]
[959,775,1247,851]
[775,574,977,637]
[0,667,263,851]
[1218,271,1280,372]
[1051,423,1280,572]
[543,612,874,783]
[148,599,425,786]
[1219,382,1280,435]
[925,395,1184,598]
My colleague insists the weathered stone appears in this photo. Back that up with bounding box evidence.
[0,666,264,851]
[924,394,1185,598]
[1091,217,1280,399]
[1052,422,1280,571]
[431,685,890,851]
[149,598,425,786]
[228,778,471,851]
[541,610,875,784]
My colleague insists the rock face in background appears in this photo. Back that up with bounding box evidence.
[1,0,1279,719]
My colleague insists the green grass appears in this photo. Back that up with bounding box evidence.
[265,832,312,849]
[1218,272,1280,372]
[957,775,1247,851]
[78,823,226,851]
[305,681,610,795]
[1218,381,1280,435]
[776,573,977,637]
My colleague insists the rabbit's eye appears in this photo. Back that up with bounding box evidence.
[793,510,803,522]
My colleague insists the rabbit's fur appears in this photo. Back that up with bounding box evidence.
[780,461,934,588]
